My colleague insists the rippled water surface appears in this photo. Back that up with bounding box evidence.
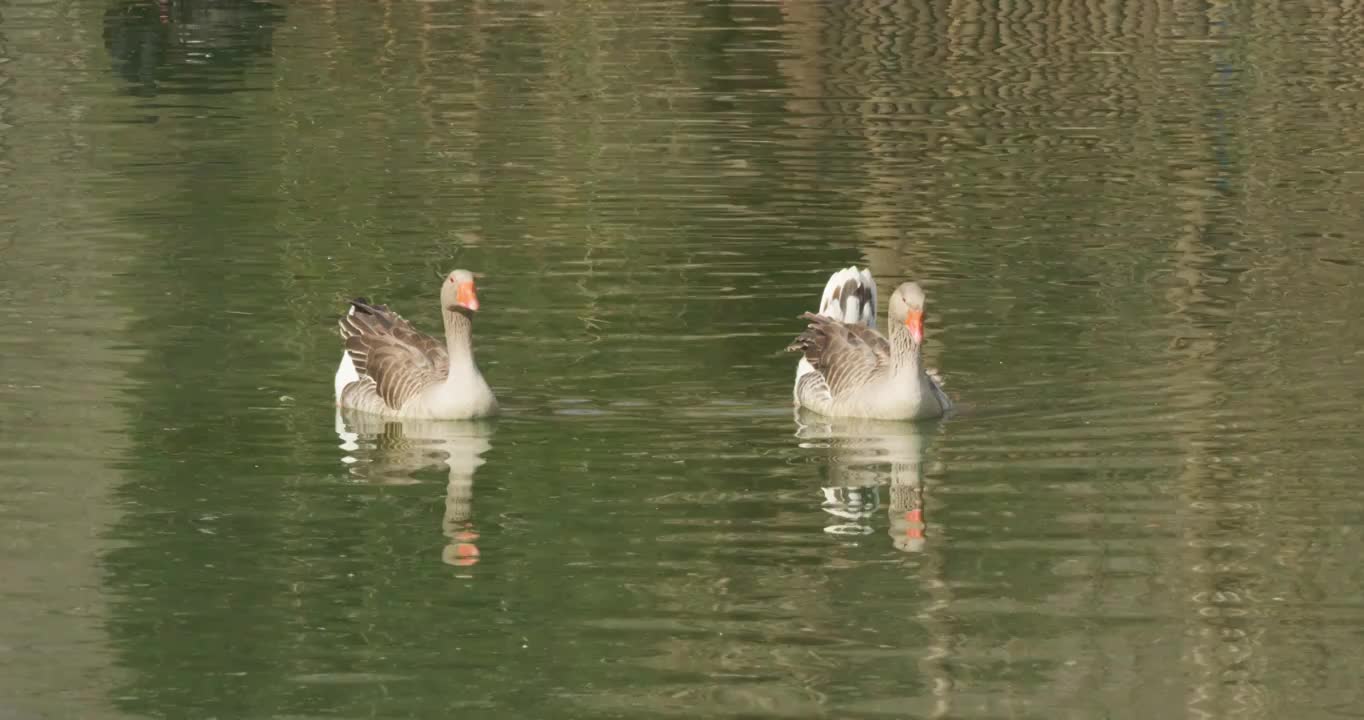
[4,1,1364,718]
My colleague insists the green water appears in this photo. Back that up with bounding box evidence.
[3,1,1364,718]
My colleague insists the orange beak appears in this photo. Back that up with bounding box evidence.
[904,309,923,344]
[456,281,479,312]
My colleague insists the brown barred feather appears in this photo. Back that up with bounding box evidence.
[337,298,450,412]
[786,312,890,400]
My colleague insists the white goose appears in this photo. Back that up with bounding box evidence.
[787,267,951,420]
[334,269,497,419]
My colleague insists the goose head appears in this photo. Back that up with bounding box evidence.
[442,269,480,315]
[888,282,926,346]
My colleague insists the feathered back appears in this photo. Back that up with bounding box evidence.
[787,312,891,396]
[338,298,450,411]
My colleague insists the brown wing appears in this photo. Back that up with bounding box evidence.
[339,299,449,411]
[785,312,890,399]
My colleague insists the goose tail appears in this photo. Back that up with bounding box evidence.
[335,305,361,403]
[817,266,877,327]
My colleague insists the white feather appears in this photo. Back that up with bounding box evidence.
[816,266,877,327]
[334,351,359,404]
[334,305,361,404]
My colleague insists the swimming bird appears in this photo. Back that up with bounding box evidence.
[787,266,950,420]
[334,269,497,419]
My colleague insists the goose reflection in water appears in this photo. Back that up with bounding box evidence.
[794,409,940,552]
[335,409,494,567]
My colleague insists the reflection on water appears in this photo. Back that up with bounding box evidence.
[336,410,492,568]
[794,410,935,553]
[102,0,280,96]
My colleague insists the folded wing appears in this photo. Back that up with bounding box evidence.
[339,299,449,411]
[786,312,890,400]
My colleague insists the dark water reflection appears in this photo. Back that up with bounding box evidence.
[2,0,1364,717]
[794,411,936,552]
[335,411,493,568]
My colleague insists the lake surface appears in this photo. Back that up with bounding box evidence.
[3,1,1364,717]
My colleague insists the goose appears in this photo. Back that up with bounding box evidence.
[334,269,497,419]
[786,267,950,420]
